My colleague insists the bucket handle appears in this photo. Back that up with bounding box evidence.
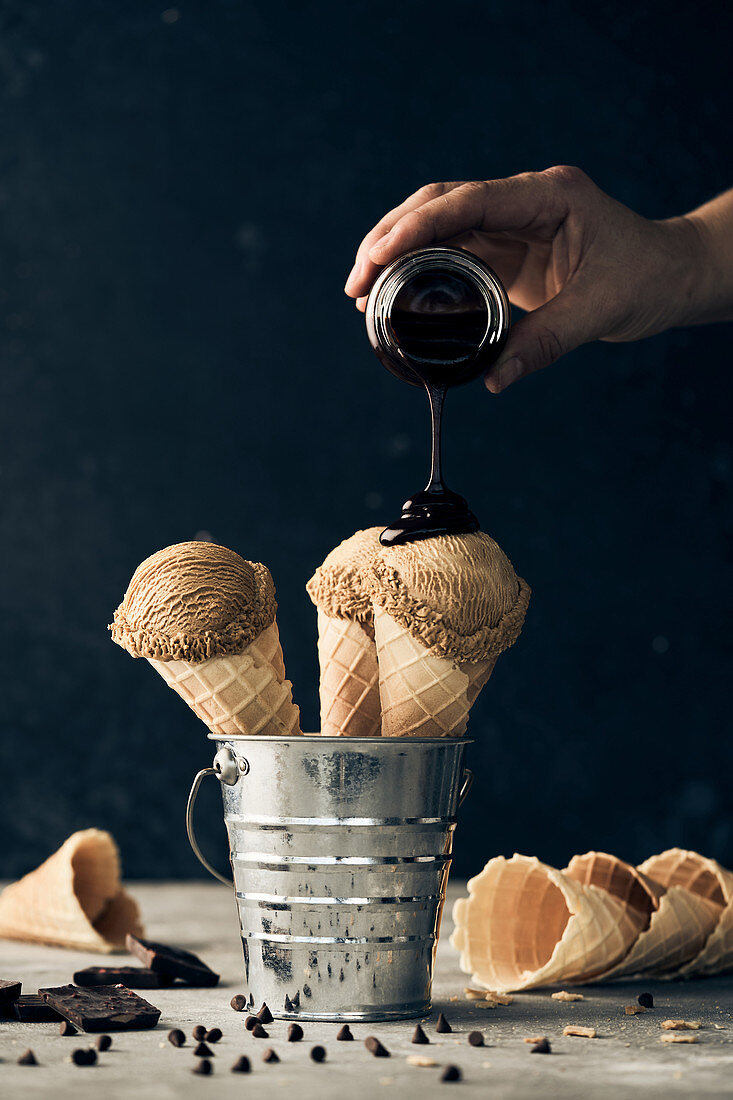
[185,747,245,887]
[458,767,474,806]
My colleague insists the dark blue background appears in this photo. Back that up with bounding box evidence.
[0,1,731,879]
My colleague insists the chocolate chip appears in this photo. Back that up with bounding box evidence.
[231,1055,251,1073]
[365,1036,390,1057]
[17,1049,37,1065]
[288,1023,304,1042]
[192,1024,207,1041]
[262,1048,279,1063]
[194,1041,213,1057]
[231,994,247,1012]
[638,992,654,1009]
[411,1024,429,1044]
[193,1059,212,1075]
[168,1029,186,1047]
[284,994,294,1012]
[441,1065,461,1082]
[251,1022,269,1038]
[96,1035,112,1052]
[71,1048,97,1066]
[468,1030,484,1047]
[530,1038,552,1054]
[436,1013,452,1034]
[257,1003,274,1024]
[310,1045,326,1063]
[205,1028,222,1043]
[245,1015,258,1031]
[59,1020,78,1036]
[336,1024,353,1041]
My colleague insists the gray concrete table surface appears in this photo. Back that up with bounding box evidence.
[1,881,732,1099]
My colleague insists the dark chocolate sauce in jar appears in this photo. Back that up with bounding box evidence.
[365,247,510,546]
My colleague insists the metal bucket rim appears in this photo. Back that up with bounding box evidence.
[207,733,473,746]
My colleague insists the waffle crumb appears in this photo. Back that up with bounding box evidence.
[625,1005,647,1015]
[406,1056,438,1067]
[563,1026,597,1038]
[661,1020,702,1031]
[486,993,513,1006]
[464,988,487,1000]
[661,1033,698,1044]
[524,1036,546,1044]
[552,992,584,1002]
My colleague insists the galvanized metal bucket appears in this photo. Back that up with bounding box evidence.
[186,735,472,1021]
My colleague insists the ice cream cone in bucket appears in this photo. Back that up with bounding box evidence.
[0,829,143,952]
[111,542,301,737]
[306,528,382,737]
[370,532,530,738]
[640,849,733,976]
[450,854,639,992]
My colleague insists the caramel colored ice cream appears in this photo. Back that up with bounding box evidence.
[111,541,301,737]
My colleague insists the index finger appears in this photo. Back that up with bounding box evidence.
[368,173,568,269]
[345,182,464,298]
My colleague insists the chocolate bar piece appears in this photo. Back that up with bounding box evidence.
[73,967,174,989]
[14,995,63,1022]
[39,984,161,1032]
[0,979,21,1006]
[126,934,219,987]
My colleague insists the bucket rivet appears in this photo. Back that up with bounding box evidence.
[212,747,239,786]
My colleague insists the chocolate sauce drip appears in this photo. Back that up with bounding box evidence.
[370,261,505,546]
[380,383,479,546]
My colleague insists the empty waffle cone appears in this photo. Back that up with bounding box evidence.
[564,850,718,979]
[640,849,733,977]
[111,541,301,737]
[0,829,143,952]
[565,852,661,937]
[450,854,638,992]
[371,533,530,738]
[306,528,382,737]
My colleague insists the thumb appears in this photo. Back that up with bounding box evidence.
[484,289,596,394]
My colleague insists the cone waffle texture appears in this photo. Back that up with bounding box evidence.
[640,849,733,977]
[307,528,382,736]
[450,854,638,992]
[374,605,495,738]
[0,829,143,952]
[149,621,301,737]
[316,611,381,737]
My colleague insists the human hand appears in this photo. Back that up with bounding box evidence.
[345,167,705,392]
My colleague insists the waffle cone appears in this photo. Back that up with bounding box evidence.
[565,852,661,936]
[450,854,639,992]
[640,849,733,976]
[316,611,381,737]
[0,830,143,952]
[374,606,495,738]
[149,621,301,738]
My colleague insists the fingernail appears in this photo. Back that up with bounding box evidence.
[344,261,361,294]
[486,356,523,393]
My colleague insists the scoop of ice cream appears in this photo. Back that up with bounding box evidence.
[306,527,383,623]
[110,541,277,662]
[370,531,530,663]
